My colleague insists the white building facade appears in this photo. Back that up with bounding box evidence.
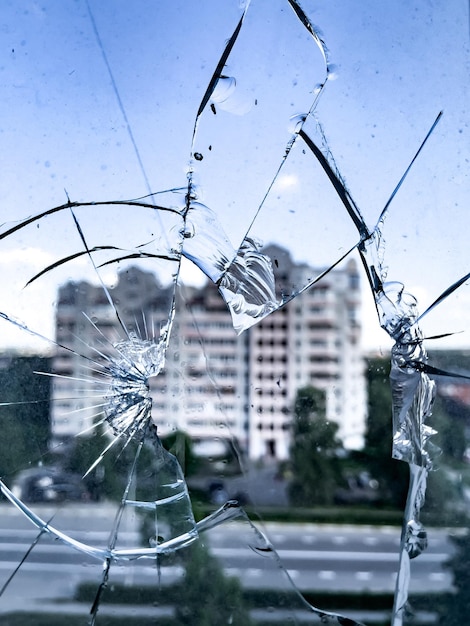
[51,249,365,460]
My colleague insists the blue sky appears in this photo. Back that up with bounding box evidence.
[0,0,468,352]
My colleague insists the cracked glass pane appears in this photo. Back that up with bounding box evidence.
[0,1,468,625]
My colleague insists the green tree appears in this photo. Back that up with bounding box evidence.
[363,358,464,519]
[288,385,341,506]
[430,395,466,464]
[63,422,130,501]
[439,533,470,625]
[161,429,201,477]
[64,427,203,505]
[0,356,51,479]
[174,541,253,626]
[421,395,467,520]
[362,358,409,508]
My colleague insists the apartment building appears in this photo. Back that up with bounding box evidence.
[51,247,365,459]
[51,269,174,442]
[248,247,364,458]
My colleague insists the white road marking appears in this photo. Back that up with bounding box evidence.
[0,561,183,578]
[332,536,347,545]
[246,568,262,577]
[355,571,372,581]
[318,570,336,580]
[0,542,447,564]
[301,535,316,545]
[225,568,241,577]
[363,536,378,546]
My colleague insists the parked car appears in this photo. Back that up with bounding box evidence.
[11,467,90,503]
[334,471,381,505]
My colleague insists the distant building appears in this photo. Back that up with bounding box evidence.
[51,246,366,459]
[247,246,365,458]
[51,269,173,441]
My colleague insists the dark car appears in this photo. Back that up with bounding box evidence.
[334,471,381,505]
[11,467,89,503]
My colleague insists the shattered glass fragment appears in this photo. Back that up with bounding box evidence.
[0,428,199,560]
[209,74,254,115]
[128,425,198,550]
[392,465,429,625]
[181,202,277,331]
[405,519,428,560]
[373,279,438,468]
[105,331,168,438]
[211,75,236,104]
[288,112,309,134]
[187,502,367,626]
[186,0,357,318]
[297,62,467,625]
[217,237,278,332]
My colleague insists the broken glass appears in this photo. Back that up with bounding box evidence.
[0,1,468,625]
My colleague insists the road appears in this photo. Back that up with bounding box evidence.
[0,502,458,615]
